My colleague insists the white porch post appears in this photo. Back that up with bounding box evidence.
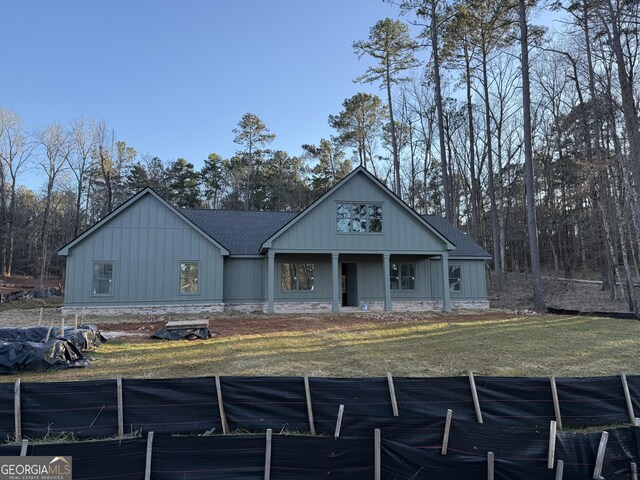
[267,252,275,314]
[331,253,340,313]
[441,252,451,312]
[383,253,392,312]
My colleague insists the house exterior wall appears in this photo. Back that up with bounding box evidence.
[270,173,447,253]
[428,258,487,300]
[64,194,224,306]
[223,257,265,303]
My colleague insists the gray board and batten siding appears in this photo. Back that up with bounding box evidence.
[59,167,490,313]
[264,172,451,254]
[62,192,225,307]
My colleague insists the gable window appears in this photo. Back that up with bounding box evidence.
[390,263,415,290]
[179,261,200,294]
[92,262,114,296]
[281,263,315,291]
[336,203,382,233]
[449,265,462,293]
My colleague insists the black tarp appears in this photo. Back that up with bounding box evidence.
[0,339,89,374]
[271,435,375,479]
[152,327,211,340]
[627,375,640,417]
[151,434,265,480]
[220,376,309,432]
[123,377,222,435]
[21,380,118,438]
[0,326,105,352]
[57,326,106,351]
[28,438,146,480]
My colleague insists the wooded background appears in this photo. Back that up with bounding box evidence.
[1,0,638,312]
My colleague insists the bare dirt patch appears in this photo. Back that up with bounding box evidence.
[489,272,635,313]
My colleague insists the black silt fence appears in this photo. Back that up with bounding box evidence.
[2,374,640,443]
[122,376,222,435]
[220,376,309,432]
[20,380,117,438]
[1,426,639,480]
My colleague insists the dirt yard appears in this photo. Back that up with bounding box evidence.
[0,271,635,336]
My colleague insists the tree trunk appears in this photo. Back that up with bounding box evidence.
[519,0,545,308]
[431,0,452,221]
[481,42,503,291]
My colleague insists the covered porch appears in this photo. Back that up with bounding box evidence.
[265,251,452,314]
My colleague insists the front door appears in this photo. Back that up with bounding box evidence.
[341,263,358,307]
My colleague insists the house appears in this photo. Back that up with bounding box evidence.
[58,167,491,315]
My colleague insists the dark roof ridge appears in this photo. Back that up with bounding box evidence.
[181,207,301,214]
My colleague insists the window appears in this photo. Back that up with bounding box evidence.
[336,203,382,233]
[92,262,114,296]
[179,262,200,294]
[390,263,415,290]
[281,263,315,291]
[449,265,462,293]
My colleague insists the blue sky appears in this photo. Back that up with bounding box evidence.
[1,0,404,179]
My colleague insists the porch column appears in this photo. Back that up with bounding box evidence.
[331,253,340,313]
[441,252,451,312]
[267,251,275,314]
[383,253,392,312]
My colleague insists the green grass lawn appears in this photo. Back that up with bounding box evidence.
[3,313,640,382]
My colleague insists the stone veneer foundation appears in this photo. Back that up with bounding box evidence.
[62,300,489,316]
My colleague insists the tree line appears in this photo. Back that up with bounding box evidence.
[2,0,640,314]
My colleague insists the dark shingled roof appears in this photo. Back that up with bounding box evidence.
[422,215,491,258]
[181,209,297,255]
[181,208,490,258]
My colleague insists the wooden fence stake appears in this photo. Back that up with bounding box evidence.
[374,428,381,480]
[487,451,494,480]
[264,429,272,480]
[556,460,564,480]
[144,431,154,480]
[74,314,78,330]
[81,312,85,327]
[631,462,638,480]
[60,317,65,338]
[334,404,344,438]
[38,307,43,326]
[19,439,28,456]
[116,374,124,438]
[468,371,483,423]
[303,375,316,435]
[14,378,21,442]
[215,375,229,434]
[441,409,453,455]
[387,372,399,417]
[548,420,557,469]
[44,320,54,342]
[592,431,608,480]
[621,373,636,424]
[550,375,563,431]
